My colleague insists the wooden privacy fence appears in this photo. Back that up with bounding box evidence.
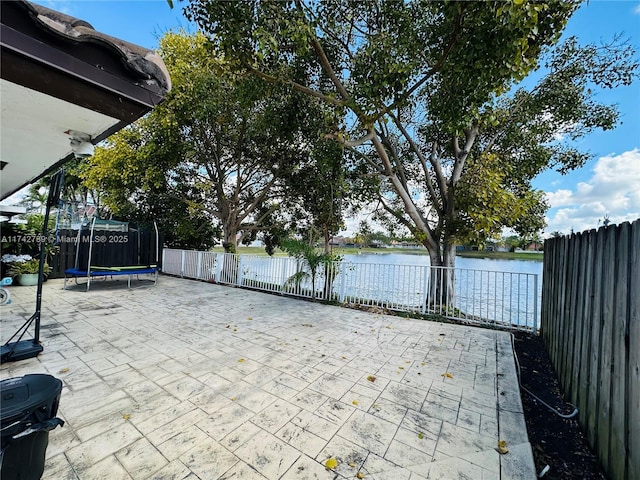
[541,219,639,480]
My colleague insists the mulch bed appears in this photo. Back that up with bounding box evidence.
[512,332,607,479]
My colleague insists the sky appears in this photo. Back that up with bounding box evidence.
[13,0,640,238]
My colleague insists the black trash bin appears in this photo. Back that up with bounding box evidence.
[0,374,64,480]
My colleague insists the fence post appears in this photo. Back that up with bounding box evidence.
[180,250,185,277]
[339,260,347,303]
[196,251,202,280]
[280,258,286,290]
[162,248,166,273]
[237,255,244,287]
[215,253,223,283]
[421,266,429,314]
[533,273,539,333]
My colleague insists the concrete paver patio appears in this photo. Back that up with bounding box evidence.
[1,276,535,479]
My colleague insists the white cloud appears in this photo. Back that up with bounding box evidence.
[339,209,386,237]
[544,149,640,235]
[635,3,640,15]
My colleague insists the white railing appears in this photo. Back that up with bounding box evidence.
[162,249,539,332]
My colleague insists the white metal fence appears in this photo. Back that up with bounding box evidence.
[162,248,539,331]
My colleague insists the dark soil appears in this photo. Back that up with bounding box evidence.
[512,332,607,480]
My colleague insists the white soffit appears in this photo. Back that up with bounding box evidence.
[0,78,120,197]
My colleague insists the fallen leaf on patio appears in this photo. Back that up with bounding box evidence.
[352,400,359,405]
[342,356,347,360]
[233,328,237,332]
[348,462,356,468]
[247,317,252,320]
[373,403,379,408]
[437,338,442,341]
[497,440,509,454]
[238,358,245,363]
[385,325,391,329]
[421,362,427,366]
[405,361,410,364]
[418,432,424,439]
[441,372,453,378]
[324,457,338,470]
[366,375,376,382]
[226,325,230,328]
[122,414,131,421]
[357,472,365,479]
[231,397,237,401]
[398,366,404,370]
[58,368,69,374]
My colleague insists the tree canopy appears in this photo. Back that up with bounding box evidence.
[181,0,637,271]
[84,31,348,251]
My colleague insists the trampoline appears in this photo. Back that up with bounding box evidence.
[64,218,159,291]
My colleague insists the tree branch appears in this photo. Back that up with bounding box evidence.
[370,135,438,250]
[247,66,345,108]
[376,120,408,191]
[451,125,478,185]
[375,5,467,120]
[325,129,375,147]
[387,111,445,210]
[310,37,351,102]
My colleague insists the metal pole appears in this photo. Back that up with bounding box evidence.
[34,169,64,344]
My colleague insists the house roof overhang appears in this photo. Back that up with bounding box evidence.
[1,0,171,200]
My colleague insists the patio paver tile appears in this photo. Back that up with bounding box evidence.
[234,429,301,480]
[145,459,192,480]
[179,436,239,479]
[0,277,535,479]
[336,410,397,457]
[114,437,168,480]
[157,425,211,461]
[276,422,328,458]
[278,454,337,480]
[65,422,141,474]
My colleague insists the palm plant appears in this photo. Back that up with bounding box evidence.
[280,238,340,300]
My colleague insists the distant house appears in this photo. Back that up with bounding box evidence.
[456,245,480,252]
[329,236,348,247]
[368,239,388,248]
[391,240,424,249]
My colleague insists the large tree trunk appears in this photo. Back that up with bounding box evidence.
[222,221,237,253]
[424,240,456,311]
[220,222,238,283]
[322,226,336,301]
[323,226,331,254]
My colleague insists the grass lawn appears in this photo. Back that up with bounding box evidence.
[213,245,544,261]
[456,250,544,261]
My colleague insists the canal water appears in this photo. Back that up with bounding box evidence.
[343,251,542,275]
[340,252,543,328]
